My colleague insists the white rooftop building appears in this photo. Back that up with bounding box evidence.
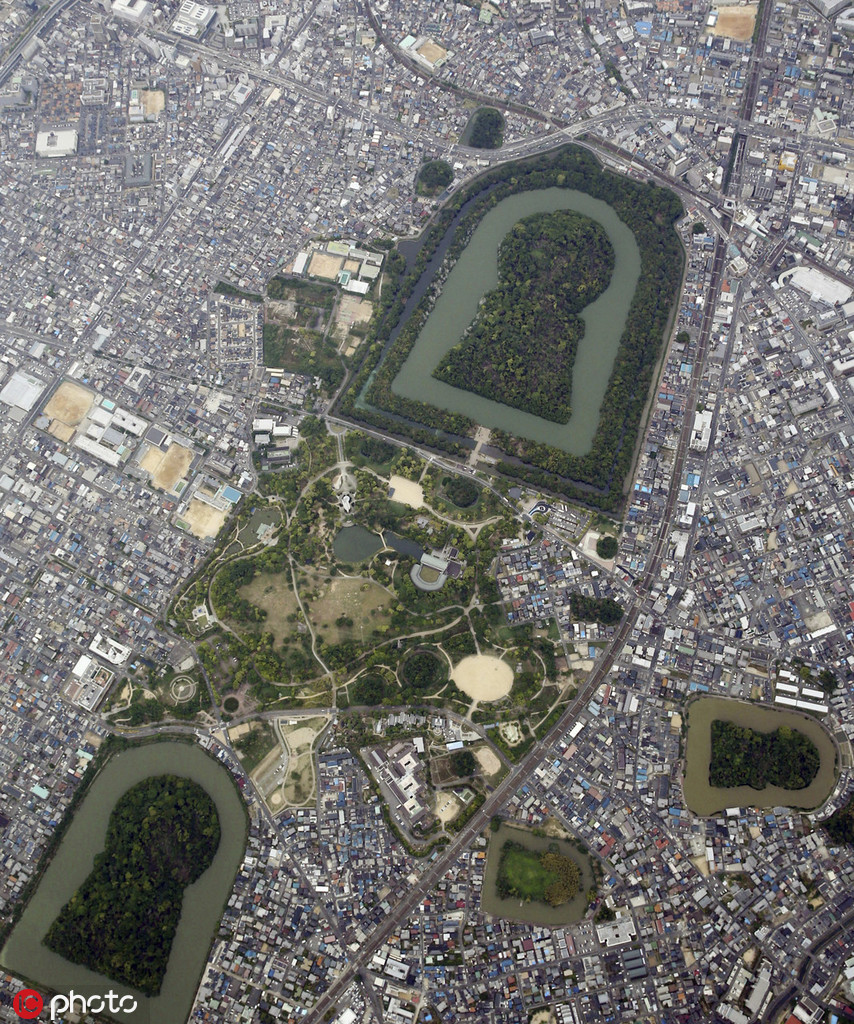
[171,0,216,38]
[35,129,78,157]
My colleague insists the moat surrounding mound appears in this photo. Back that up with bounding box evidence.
[433,210,614,423]
[709,720,819,791]
[683,696,837,815]
[482,823,594,925]
[44,774,221,996]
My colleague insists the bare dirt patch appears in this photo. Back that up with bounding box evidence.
[530,1011,554,1024]
[139,444,164,474]
[142,89,165,116]
[388,474,424,509]
[434,791,462,825]
[308,252,344,281]
[48,421,76,442]
[183,499,228,539]
[710,5,757,41]
[44,381,94,426]
[452,655,513,702]
[333,294,372,345]
[281,715,328,806]
[239,572,300,644]
[150,442,194,491]
[475,746,502,777]
[416,39,447,65]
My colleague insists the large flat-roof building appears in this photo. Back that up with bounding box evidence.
[35,129,78,158]
[171,0,216,38]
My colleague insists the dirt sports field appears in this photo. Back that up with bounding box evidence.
[475,746,502,777]
[184,499,228,539]
[453,655,513,701]
[43,381,94,426]
[308,252,344,281]
[140,442,194,491]
[142,89,164,116]
[388,474,424,509]
[711,5,757,41]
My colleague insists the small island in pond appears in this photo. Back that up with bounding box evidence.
[496,840,582,907]
[709,720,820,791]
[44,774,221,997]
[433,210,615,424]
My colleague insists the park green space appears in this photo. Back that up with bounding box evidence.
[1,741,247,1024]
[683,697,837,816]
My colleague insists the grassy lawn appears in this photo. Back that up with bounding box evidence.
[238,572,300,644]
[304,574,393,644]
[499,845,557,902]
[230,721,277,774]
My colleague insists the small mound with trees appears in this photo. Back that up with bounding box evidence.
[443,475,479,508]
[467,107,505,149]
[595,534,618,559]
[44,775,221,996]
[400,649,448,695]
[351,673,396,705]
[709,720,820,791]
[417,159,454,196]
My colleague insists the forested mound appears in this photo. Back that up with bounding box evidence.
[45,775,221,996]
[709,721,820,791]
[433,211,614,423]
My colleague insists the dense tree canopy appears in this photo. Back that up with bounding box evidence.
[596,534,619,559]
[570,593,623,626]
[434,211,614,423]
[418,159,454,195]
[825,796,854,846]
[708,720,820,791]
[469,108,505,149]
[451,749,477,777]
[444,476,479,508]
[44,775,221,996]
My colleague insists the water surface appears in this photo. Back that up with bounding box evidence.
[391,188,641,456]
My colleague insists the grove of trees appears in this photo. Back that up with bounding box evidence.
[418,159,454,195]
[468,108,505,149]
[708,720,820,791]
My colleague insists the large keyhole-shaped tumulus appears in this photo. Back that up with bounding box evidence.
[44,774,221,997]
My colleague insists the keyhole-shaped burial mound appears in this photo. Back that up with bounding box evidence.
[44,774,221,997]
